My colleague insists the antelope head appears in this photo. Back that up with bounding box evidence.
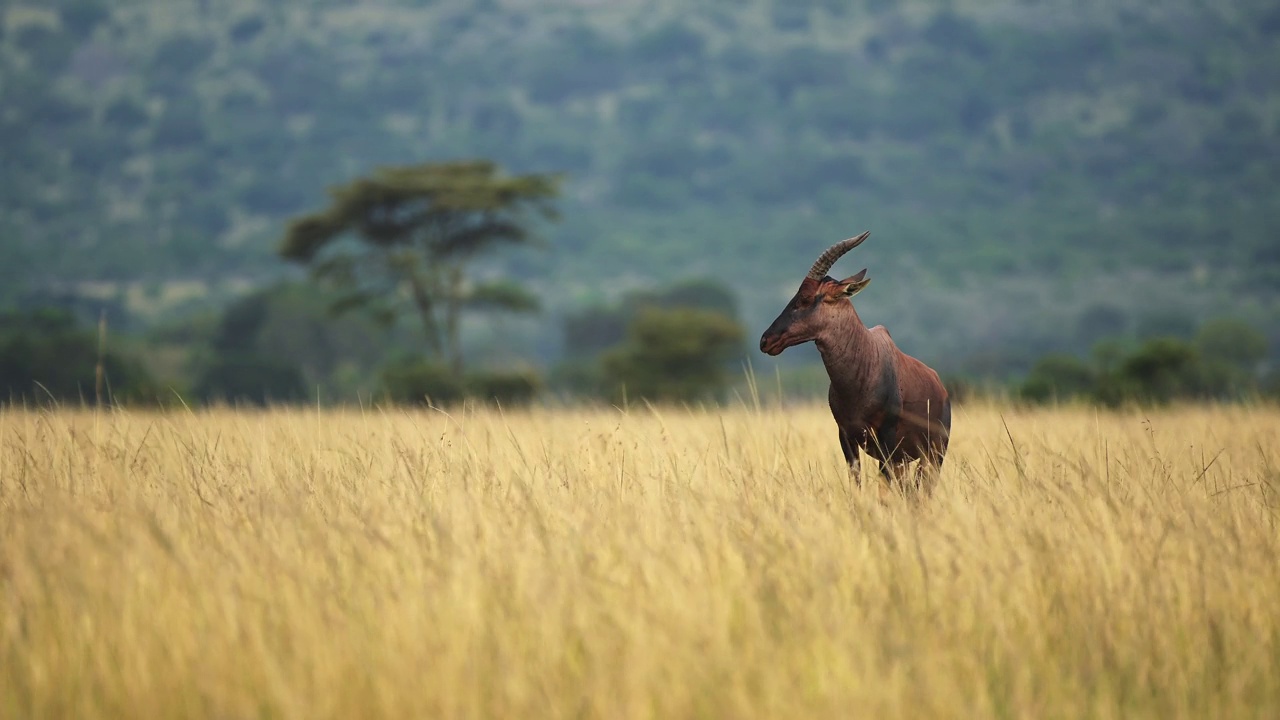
[759,232,872,356]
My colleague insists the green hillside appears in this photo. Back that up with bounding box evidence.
[2,0,1279,373]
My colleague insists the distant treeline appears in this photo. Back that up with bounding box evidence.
[1017,319,1277,406]
[2,299,1276,408]
[0,278,751,407]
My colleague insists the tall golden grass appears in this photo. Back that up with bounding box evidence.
[2,401,1279,719]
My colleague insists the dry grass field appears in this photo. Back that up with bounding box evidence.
[2,401,1279,719]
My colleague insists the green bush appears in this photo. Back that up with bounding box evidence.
[1018,354,1096,403]
[562,278,743,363]
[379,362,542,406]
[0,308,163,405]
[601,307,745,404]
[379,361,464,406]
[1112,337,1204,404]
[193,354,307,406]
[1019,321,1274,407]
[465,370,542,406]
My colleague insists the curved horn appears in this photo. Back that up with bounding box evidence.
[806,231,870,280]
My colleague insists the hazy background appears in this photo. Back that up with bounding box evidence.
[2,0,1278,402]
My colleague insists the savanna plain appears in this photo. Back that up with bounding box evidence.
[2,400,1279,719]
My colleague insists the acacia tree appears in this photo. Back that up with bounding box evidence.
[280,160,560,373]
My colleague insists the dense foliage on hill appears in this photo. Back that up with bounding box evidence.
[2,0,1279,376]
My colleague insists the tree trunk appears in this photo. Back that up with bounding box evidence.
[405,267,442,359]
[444,265,464,376]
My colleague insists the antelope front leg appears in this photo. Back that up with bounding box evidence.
[878,461,916,500]
[839,431,861,486]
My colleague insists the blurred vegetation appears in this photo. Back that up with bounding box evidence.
[379,361,542,407]
[601,308,746,404]
[556,279,747,402]
[273,159,558,404]
[2,297,1276,408]
[280,160,559,373]
[148,282,397,405]
[1019,319,1276,406]
[0,0,1277,380]
[0,309,163,405]
[3,0,1280,401]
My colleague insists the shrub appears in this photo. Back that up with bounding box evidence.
[601,307,745,403]
[465,370,542,406]
[379,361,464,406]
[1019,323,1274,407]
[379,363,543,406]
[1113,337,1203,404]
[0,309,163,405]
[193,354,307,406]
[1019,354,1096,403]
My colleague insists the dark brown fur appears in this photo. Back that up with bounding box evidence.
[761,272,950,492]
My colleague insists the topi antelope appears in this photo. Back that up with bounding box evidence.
[759,232,951,493]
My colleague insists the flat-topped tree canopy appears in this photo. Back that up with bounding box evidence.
[280,160,561,262]
[278,160,561,372]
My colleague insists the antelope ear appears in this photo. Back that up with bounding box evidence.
[837,270,870,297]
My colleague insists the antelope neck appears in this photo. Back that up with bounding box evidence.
[813,305,881,385]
